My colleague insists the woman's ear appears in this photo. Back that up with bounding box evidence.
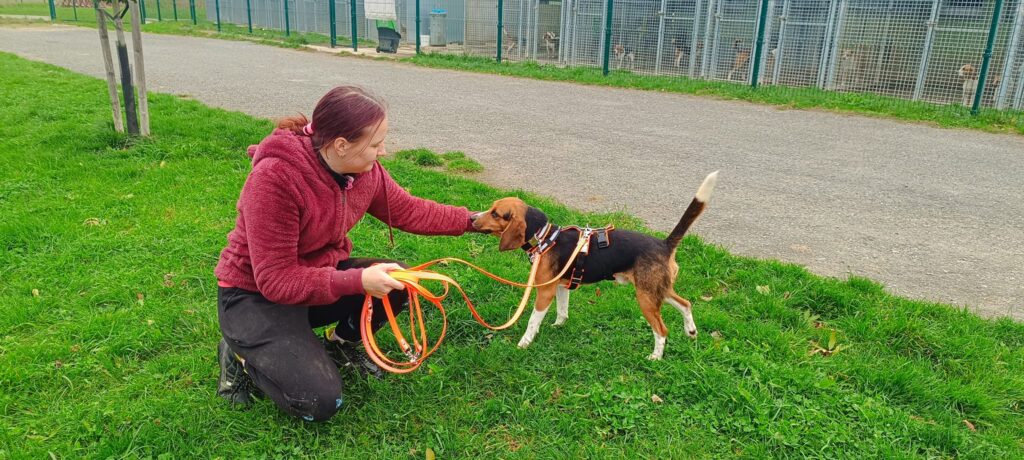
[498,214,526,251]
[332,137,350,154]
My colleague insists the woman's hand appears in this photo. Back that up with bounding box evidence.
[361,263,406,298]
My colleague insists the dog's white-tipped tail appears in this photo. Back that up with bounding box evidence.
[695,171,718,203]
[664,171,719,249]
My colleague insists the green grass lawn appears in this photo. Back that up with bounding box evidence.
[2,51,1023,458]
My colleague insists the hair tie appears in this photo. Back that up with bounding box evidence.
[302,123,314,136]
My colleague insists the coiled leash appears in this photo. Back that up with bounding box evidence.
[359,231,594,374]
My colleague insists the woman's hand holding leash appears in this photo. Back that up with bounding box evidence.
[361,263,406,298]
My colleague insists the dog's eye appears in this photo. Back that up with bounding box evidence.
[502,212,511,220]
[491,210,499,219]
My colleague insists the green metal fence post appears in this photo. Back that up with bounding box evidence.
[215,0,221,30]
[72,1,78,21]
[329,0,337,47]
[189,0,196,24]
[973,0,1004,114]
[246,0,253,33]
[750,0,770,87]
[284,0,290,36]
[350,0,358,51]
[415,0,421,54]
[173,0,178,21]
[601,0,613,75]
[47,0,56,21]
[155,0,161,21]
[140,0,147,23]
[497,0,504,62]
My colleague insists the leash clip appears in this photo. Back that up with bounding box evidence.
[579,227,594,255]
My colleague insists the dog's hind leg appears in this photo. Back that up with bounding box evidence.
[636,289,669,360]
[553,284,570,326]
[518,285,556,348]
[665,292,697,338]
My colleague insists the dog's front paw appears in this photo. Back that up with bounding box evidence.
[553,316,567,327]
[646,352,663,361]
[517,338,532,349]
[687,328,698,339]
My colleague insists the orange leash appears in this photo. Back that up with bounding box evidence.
[359,262,537,374]
[360,231,593,374]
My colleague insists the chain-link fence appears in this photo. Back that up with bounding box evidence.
[14,0,204,23]
[135,0,205,23]
[406,0,1023,114]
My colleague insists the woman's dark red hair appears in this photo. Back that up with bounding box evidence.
[277,85,387,151]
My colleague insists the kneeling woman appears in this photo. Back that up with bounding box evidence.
[214,86,479,422]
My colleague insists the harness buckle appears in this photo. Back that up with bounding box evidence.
[528,223,551,248]
[595,228,610,249]
[568,272,584,290]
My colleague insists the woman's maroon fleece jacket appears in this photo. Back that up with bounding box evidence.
[215,129,474,305]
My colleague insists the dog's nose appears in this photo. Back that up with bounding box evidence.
[470,211,483,222]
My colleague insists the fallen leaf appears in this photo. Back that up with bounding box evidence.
[710,331,723,340]
[83,218,104,226]
[700,295,713,301]
[756,285,771,295]
[32,289,40,297]
[595,287,601,297]
[183,309,196,315]
[159,161,167,168]
[146,319,155,326]
[153,418,161,425]
[651,394,664,404]
[783,291,791,299]
[54,360,63,369]
[137,293,144,305]
[964,419,976,432]
[425,448,436,460]
[70,345,80,353]
[163,273,175,288]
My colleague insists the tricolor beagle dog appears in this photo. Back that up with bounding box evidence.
[471,172,718,360]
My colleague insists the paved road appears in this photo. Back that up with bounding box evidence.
[3,25,1022,319]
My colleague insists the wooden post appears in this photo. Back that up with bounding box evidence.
[128,0,150,136]
[95,1,124,132]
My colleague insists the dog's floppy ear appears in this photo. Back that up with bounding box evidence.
[498,214,526,251]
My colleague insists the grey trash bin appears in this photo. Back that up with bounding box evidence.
[429,9,446,46]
